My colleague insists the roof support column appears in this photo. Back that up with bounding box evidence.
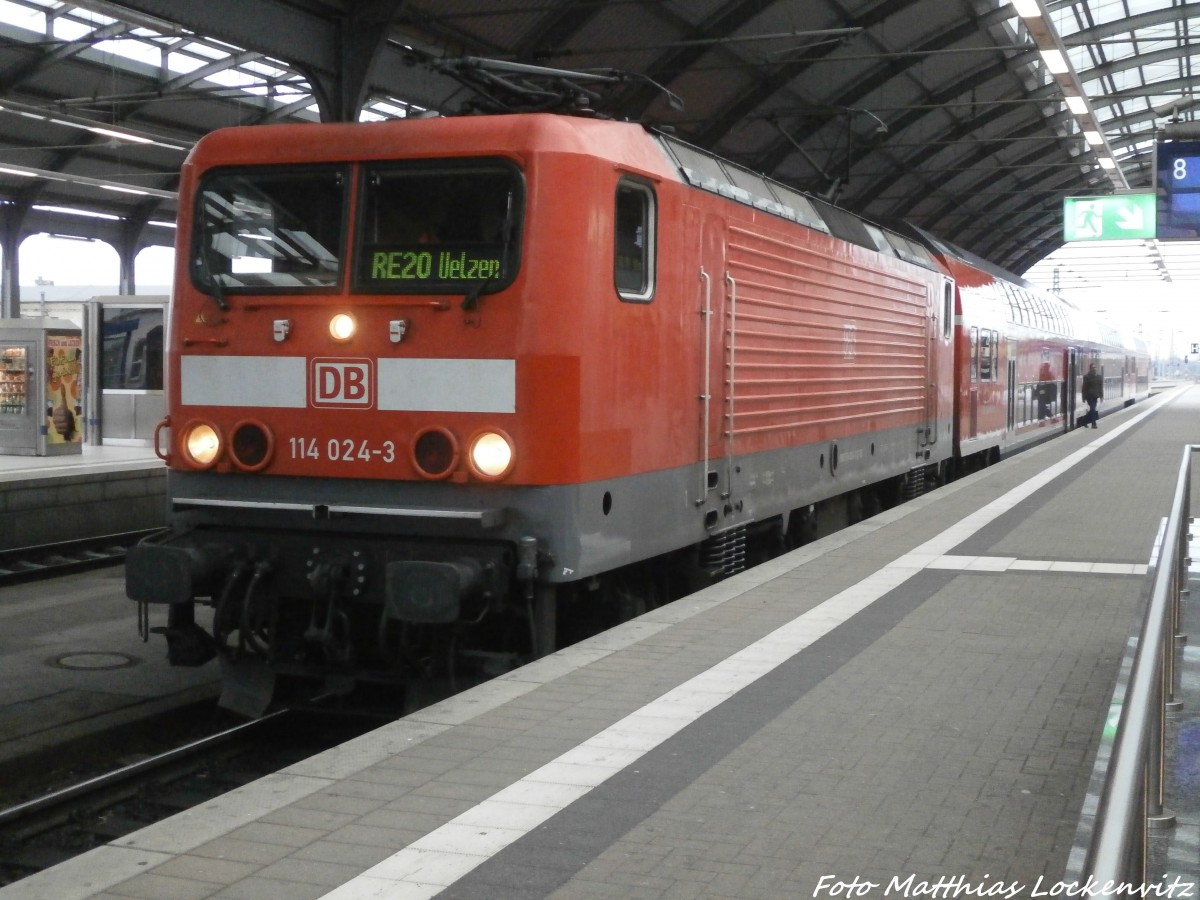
[0,213,21,319]
[115,211,160,296]
[116,225,141,297]
[118,248,135,296]
[309,0,403,122]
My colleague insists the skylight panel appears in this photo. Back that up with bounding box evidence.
[1079,74,1107,97]
[0,0,326,126]
[1104,68,1140,93]
[93,38,161,68]
[369,101,411,118]
[1065,43,1091,70]
[185,41,231,62]
[243,59,288,79]
[1126,0,1167,15]
[205,67,262,90]
[1100,39,1136,63]
[50,16,92,41]
[0,0,44,31]
[1080,0,1131,28]
[1143,59,1180,82]
[166,51,205,75]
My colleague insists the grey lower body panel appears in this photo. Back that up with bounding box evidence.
[164,419,949,583]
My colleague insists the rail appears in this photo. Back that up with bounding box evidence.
[1081,444,1193,881]
[0,529,156,586]
[0,709,285,834]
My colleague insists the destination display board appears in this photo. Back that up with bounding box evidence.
[366,247,503,283]
[1156,139,1200,238]
[357,243,507,292]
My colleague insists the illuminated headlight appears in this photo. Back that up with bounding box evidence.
[182,421,222,468]
[329,313,356,341]
[468,430,515,480]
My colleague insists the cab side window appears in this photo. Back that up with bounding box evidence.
[615,179,656,302]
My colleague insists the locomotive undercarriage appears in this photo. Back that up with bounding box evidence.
[129,527,531,715]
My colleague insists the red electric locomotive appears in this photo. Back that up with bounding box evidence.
[126,100,1145,714]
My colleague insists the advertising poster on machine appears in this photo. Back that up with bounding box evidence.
[44,332,82,445]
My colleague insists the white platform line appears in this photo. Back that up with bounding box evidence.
[927,555,1147,575]
[318,399,1172,899]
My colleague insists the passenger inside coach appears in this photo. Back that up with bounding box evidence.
[1037,361,1055,419]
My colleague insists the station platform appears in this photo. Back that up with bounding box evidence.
[0,442,213,782]
[0,443,164,549]
[5,389,1199,899]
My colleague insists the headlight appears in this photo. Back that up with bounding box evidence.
[468,430,515,480]
[329,313,356,341]
[411,426,459,480]
[181,420,222,469]
[229,420,273,471]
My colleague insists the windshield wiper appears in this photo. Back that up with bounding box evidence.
[461,278,491,313]
[462,191,515,315]
[199,222,230,311]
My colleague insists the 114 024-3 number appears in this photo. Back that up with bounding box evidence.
[289,436,396,463]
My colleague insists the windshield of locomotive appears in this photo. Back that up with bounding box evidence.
[354,160,523,293]
[192,165,346,293]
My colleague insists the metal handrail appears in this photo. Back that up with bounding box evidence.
[1082,444,1192,880]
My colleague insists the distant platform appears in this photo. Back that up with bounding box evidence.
[0,442,161,481]
[0,443,165,549]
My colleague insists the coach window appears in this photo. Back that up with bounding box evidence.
[979,329,996,381]
[615,179,656,302]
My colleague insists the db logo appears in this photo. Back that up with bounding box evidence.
[310,358,373,408]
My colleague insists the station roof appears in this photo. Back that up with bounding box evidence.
[0,0,1195,284]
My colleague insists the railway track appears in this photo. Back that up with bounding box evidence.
[0,530,155,585]
[0,706,376,886]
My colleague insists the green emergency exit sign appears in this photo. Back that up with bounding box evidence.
[1063,194,1156,241]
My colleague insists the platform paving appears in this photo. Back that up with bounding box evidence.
[3,389,1198,900]
[0,443,211,771]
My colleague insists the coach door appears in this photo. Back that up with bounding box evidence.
[921,284,938,447]
[921,278,953,449]
[1006,339,1017,431]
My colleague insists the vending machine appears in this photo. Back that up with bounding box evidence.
[0,318,84,456]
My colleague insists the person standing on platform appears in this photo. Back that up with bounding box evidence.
[1081,363,1102,428]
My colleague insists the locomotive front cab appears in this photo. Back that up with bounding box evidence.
[176,155,527,481]
[127,126,557,714]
